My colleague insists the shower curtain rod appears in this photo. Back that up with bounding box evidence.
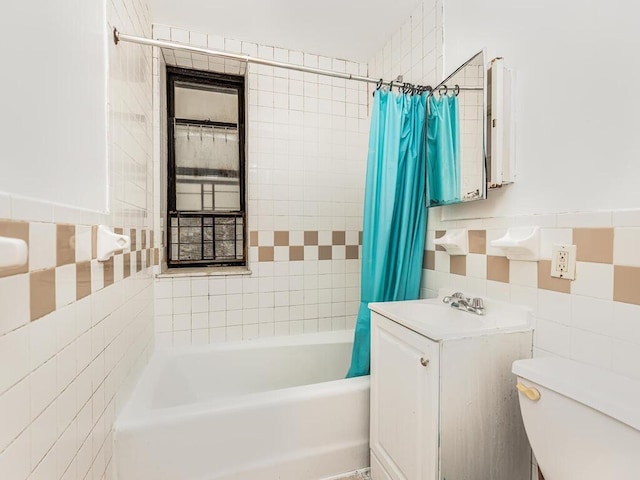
[113,28,432,92]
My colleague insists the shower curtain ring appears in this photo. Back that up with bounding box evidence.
[440,85,448,96]
[376,78,383,90]
[454,84,460,96]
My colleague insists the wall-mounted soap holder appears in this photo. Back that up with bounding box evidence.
[489,226,540,261]
[0,236,28,269]
[97,225,130,262]
[433,229,468,255]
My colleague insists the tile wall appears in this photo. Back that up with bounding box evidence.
[368,0,640,383]
[370,6,639,477]
[151,25,370,346]
[424,212,640,382]
[0,0,156,479]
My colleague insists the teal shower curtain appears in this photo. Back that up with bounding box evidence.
[347,89,428,378]
[427,95,461,205]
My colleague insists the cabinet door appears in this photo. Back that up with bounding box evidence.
[370,313,440,480]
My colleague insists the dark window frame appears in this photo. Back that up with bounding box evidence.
[166,66,246,268]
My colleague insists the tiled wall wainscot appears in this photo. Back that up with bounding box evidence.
[422,212,640,383]
[155,228,362,346]
[151,25,370,346]
[0,0,156,477]
[0,219,159,480]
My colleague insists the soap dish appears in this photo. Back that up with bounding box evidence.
[489,226,540,261]
[433,229,468,256]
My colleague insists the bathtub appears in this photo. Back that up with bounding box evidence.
[114,330,370,480]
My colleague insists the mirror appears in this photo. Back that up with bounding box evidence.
[426,51,486,207]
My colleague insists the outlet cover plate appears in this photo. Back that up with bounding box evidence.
[551,244,576,280]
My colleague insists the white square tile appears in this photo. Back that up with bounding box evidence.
[537,290,571,324]
[30,399,58,468]
[509,260,537,287]
[613,228,640,267]
[0,377,29,452]
[173,330,191,347]
[90,260,104,293]
[0,326,29,393]
[611,339,640,381]
[466,253,486,278]
[56,344,76,393]
[434,251,449,273]
[191,278,208,297]
[172,278,191,297]
[570,295,614,334]
[540,228,573,259]
[191,296,208,314]
[154,279,172,299]
[172,297,191,315]
[55,304,76,350]
[509,285,538,312]
[30,359,57,421]
[75,225,92,263]
[191,329,209,345]
[209,278,226,296]
[0,425,30,479]
[29,222,56,270]
[535,318,570,357]
[173,314,191,331]
[570,328,612,369]
[486,280,510,301]
[170,27,189,43]
[0,273,29,336]
[208,311,226,329]
[572,262,613,300]
[611,302,640,345]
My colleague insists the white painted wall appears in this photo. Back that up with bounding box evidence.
[148,0,421,61]
[0,1,108,212]
[441,0,640,219]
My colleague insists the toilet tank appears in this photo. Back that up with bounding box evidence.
[513,357,640,480]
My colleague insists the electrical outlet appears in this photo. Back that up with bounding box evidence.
[551,244,576,280]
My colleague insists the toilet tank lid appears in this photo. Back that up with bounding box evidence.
[513,357,640,432]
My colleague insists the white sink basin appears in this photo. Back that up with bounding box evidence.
[369,296,532,341]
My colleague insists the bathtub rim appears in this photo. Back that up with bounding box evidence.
[116,329,365,431]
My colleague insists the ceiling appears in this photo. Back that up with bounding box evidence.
[149,0,422,62]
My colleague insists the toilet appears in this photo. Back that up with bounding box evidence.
[512,357,640,480]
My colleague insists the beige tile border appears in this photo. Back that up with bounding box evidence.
[468,230,486,254]
[248,230,362,261]
[487,255,510,283]
[573,228,614,264]
[30,268,56,321]
[537,260,571,293]
[614,265,640,305]
[0,219,159,321]
[450,255,466,276]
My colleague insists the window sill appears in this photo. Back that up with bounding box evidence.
[156,266,252,278]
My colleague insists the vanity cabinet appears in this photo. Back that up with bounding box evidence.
[369,300,533,480]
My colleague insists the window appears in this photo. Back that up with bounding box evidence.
[167,67,246,267]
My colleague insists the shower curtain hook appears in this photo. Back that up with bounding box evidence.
[440,85,448,97]
[376,78,383,90]
[454,84,460,96]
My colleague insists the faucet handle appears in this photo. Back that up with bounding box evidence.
[471,297,484,310]
[443,291,467,304]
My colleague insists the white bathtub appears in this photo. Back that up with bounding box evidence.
[114,330,370,480]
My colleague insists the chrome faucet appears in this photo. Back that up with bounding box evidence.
[442,292,485,316]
